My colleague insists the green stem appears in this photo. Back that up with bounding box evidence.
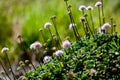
[5,52,16,80]
[89,10,95,34]
[98,6,101,27]
[0,60,11,80]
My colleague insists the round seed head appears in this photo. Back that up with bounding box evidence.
[17,66,21,71]
[101,23,111,30]
[1,71,5,75]
[30,41,42,50]
[19,61,24,65]
[86,6,93,10]
[95,1,102,7]
[79,5,86,11]
[1,47,9,53]
[50,15,56,19]
[25,60,29,64]
[62,40,71,49]
[43,56,52,63]
[44,22,52,28]
[54,50,64,56]
[80,17,85,22]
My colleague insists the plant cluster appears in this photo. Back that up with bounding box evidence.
[0,0,120,80]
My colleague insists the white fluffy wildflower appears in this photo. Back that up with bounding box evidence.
[79,5,86,11]
[1,47,9,53]
[44,22,52,28]
[95,1,102,7]
[54,50,64,56]
[99,23,111,33]
[69,23,76,30]
[86,6,93,10]
[30,41,42,50]
[62,40,71,49]
[43,56,52,63]
[89,68,97,76]
[101,23,111,29]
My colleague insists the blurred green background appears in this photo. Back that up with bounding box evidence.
[0,0,120,61]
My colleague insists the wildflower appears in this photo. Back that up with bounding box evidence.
[86,6,93,10]
[30,41,42,50]
[62,40,71,49]
[78,5,86,11]
[102,23,111,29]
[99,23,111,33]
[43,56,52,63]
[44,22,52,28]
[69,23,76,30]
[54,50,64,56]
[95,1,102,7]
[89,68,97,76]
[1,47,9,53]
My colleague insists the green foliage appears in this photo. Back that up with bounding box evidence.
[23,33,120,80]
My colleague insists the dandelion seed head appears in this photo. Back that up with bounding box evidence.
[30,41,42,50]
[79,5,86,11]
[54,50,64,56]
[95,1,102,7]
[62,40,71,49]
[44,22,52,28]
[43,56,52,63]
[69,23,76,30]
[1,47,9,53]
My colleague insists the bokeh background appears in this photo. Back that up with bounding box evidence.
[0,0,120,64]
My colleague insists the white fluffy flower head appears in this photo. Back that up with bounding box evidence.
[86,6,93,10]
[1,47,9,53]
[95,1,102,7]
[79,5,86,11]
[44,22,52,28]
[54,50,64,56]
[99,23,111,33]
[30,41,42,50]
[43,56,52,63]
[101,23,111,29]
[62,40,71,49]
[69,23,76,30]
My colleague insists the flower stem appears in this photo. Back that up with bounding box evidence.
[40,29,46,43]
[48,28,53,40]
[51,16,62,49]
[81,21,87,36]
[101,0,105,23]
[89,10,95,34]
[84,14,94,37]
[0,60,11,80]
[98,6,101,27]
[110,18,113,34]
[65,1,80,40]
[5,52,16,80]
